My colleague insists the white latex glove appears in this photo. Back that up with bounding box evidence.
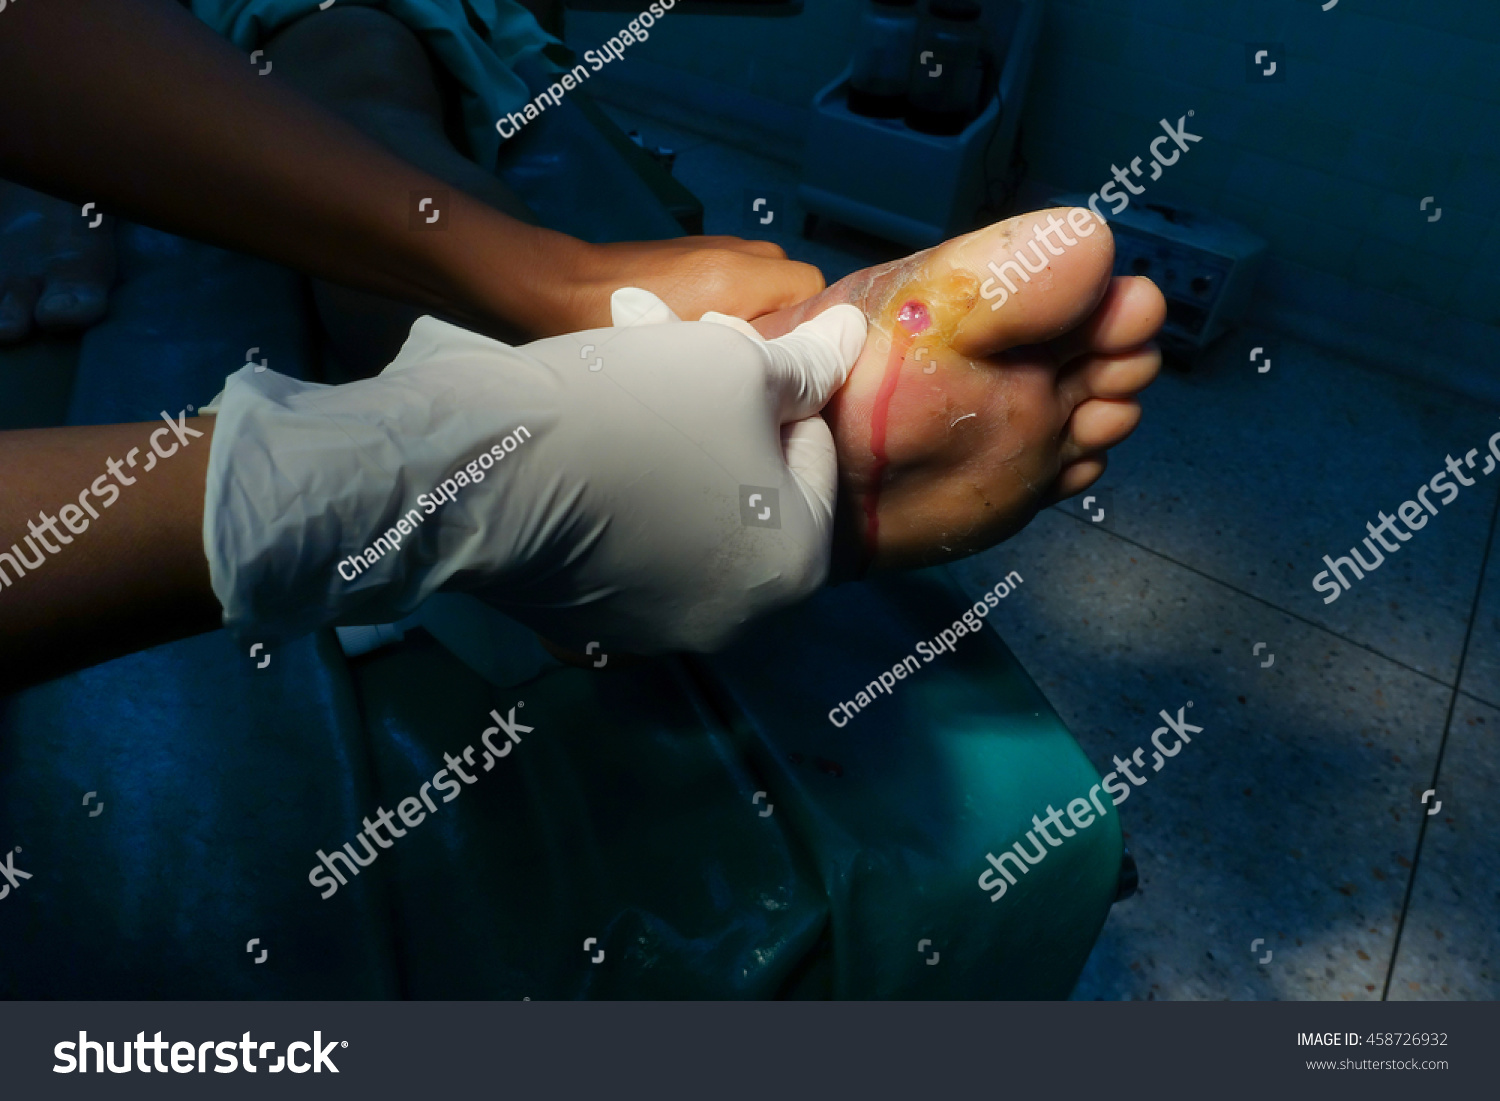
[202,289,866,654]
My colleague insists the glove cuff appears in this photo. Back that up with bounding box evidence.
[202,366,418,642]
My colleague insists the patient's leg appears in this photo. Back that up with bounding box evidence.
[261,6,534,375]
[261,6,815,376]
[754,208,1165,577]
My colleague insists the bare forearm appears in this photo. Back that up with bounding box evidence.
[0,0,580,335]
[0,418,220,690]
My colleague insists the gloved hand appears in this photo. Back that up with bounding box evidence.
[202,289,866,653]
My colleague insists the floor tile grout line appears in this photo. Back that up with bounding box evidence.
[1380,484,1500,1000]
[1455,687,1500,712]
[1050,496,1497,1001]
[1051,506,1459,692]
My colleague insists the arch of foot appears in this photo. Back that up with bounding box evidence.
[858,270,982,573]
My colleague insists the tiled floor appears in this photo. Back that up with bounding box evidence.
[598,100,1500,1001]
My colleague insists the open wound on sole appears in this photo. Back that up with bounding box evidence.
[896,300,931,334]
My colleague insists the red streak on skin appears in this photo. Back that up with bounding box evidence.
[861,323,917,574]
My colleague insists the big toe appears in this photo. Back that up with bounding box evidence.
[35,279,110,331]
[940,207,1116,359]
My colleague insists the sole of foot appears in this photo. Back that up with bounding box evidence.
[754,207,1166,576]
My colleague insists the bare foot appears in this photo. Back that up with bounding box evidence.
[0,179,115,344]
[753,207,1166,576]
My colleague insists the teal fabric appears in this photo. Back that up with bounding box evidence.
[698,569,1122,998]
[326,570,1119,999]
[342,631,830,998]
[189,0,559,165]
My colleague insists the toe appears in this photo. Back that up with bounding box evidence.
[32,213,115,333]
[1060,344,1162,406]
[35,278,110,330]
[1050,275,1168,363]
[1061,398,1142,461]
[940,207,1117,358]
[0,280,38,344]
[1047,455,1107,503]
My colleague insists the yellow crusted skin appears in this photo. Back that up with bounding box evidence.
[872,268,981,373]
